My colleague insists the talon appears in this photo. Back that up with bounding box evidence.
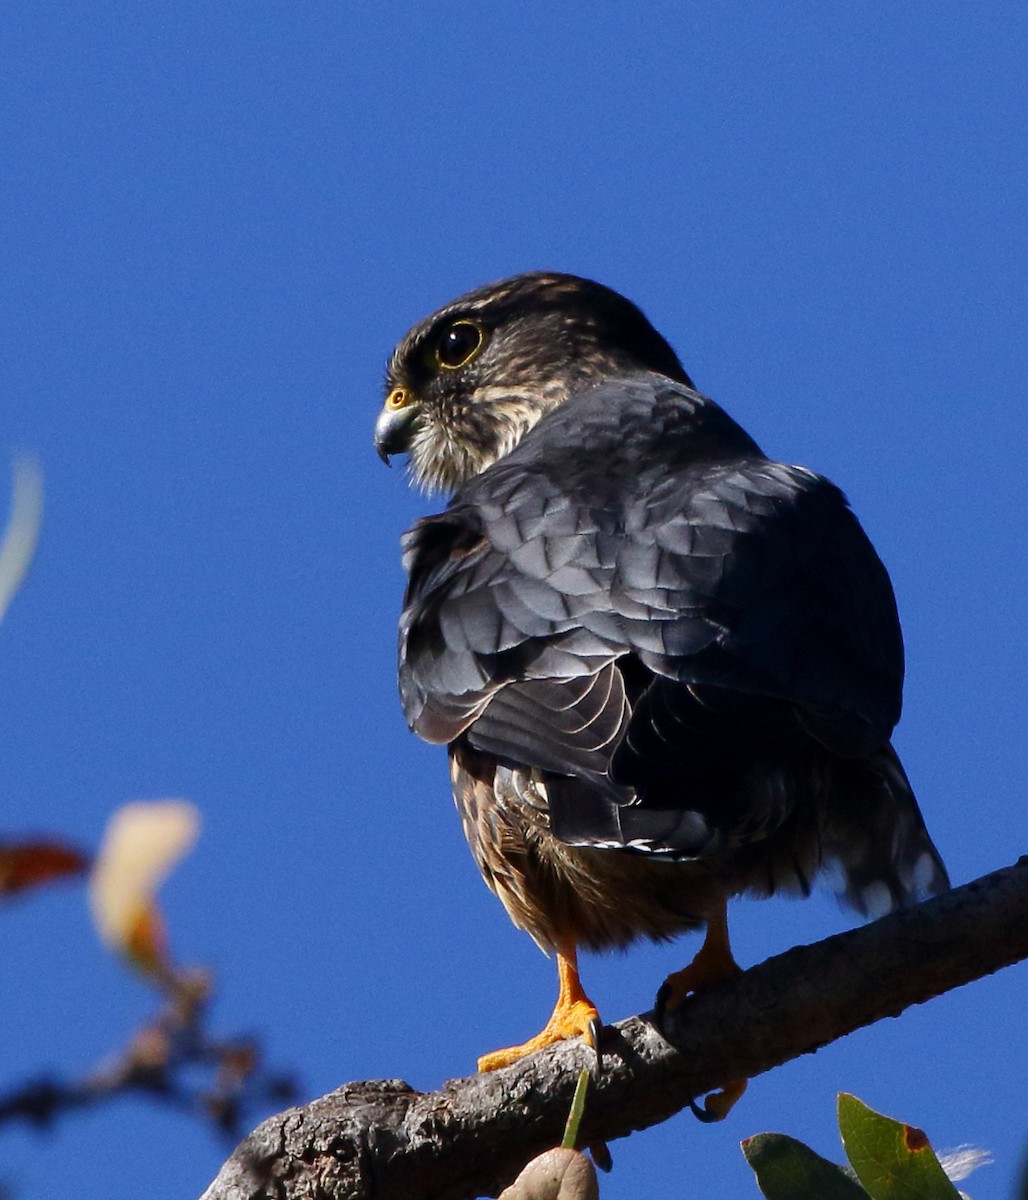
[478,944,600,1072]
[689,1078,748,1122]
[588,1015,604,1075]
[588,1140,613,1172]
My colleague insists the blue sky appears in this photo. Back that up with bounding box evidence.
[1,4,1025,1198]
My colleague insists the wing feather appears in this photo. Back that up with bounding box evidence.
[400,374,903,795]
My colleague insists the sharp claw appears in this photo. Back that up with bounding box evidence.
[688,1078,747,1122]
[688,1095,723,1124]
[588,1016,604,1075]
[588,1140,613,1172]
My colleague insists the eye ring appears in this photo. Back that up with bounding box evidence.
[435,320,486,371]
[385,387,408,411]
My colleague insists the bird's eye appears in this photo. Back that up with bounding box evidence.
[435,320,485,370]
[385,387,409,411]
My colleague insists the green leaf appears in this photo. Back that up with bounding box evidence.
[561,1070,591,1150]
[742,1132,870,1200]
[837,1093,962,1200]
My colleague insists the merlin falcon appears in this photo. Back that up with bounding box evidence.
[374,272,947,1113]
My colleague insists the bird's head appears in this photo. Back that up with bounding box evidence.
[374,272,692,492]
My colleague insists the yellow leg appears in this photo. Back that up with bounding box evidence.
[659,903,741,1009]
[659,902,748,1121]
[478,942,599,1072]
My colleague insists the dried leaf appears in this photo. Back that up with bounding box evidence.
[499,1148,599,1200]
[0,840,89,895]
[89,800,200,976]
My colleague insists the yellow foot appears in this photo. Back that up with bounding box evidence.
[691,1077,748,1123]
[657,949,743,1011]
[478,943,600,1072]
[657,906,742,1013]
[477,997,599,1071]
[657,903,748,1121]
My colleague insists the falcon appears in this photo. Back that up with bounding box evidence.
[374,272,947,1114]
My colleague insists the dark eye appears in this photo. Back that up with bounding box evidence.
[435,320,485,370]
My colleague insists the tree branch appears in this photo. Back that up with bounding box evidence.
[202,858,1028,1200]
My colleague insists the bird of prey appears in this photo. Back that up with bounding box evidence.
[374,272,947,1113]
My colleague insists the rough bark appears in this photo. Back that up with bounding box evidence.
[202,858,1028,1200]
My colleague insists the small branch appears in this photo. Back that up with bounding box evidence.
[0,969,296,1136]
[202,858,1028,1200]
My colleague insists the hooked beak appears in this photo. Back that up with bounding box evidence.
[374,396,419,465]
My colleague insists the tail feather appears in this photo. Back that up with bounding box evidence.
[823,744,949,918]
